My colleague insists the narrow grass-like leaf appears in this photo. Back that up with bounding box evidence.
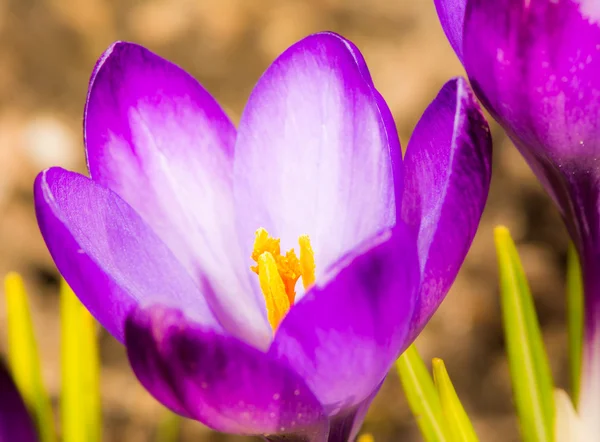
[494,226,554,442]
[4,272,55,442]
[396,345,449,442]
[432,358,479,442]
[61,280,101,442]
[566,243,583,406]
[155,409,181,442]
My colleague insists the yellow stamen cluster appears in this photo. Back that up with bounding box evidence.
[251,228,315,331]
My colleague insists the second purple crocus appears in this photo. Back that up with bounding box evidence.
[435,0,600,432]
[34,32,491,441]
[0,359,37,442]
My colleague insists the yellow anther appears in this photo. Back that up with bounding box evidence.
[251,228,281,263]
[257,252,290,330]
[357,434,374,442]
[251,228,316,331]
[251,228,301,303]
[298,235,315,290]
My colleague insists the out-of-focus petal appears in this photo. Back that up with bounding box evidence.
[85,42,270,343]
[270,223,418,415]
[125,306,329,441]
[580,270,600,432]
[34,167,220,343]
[234,32,401,293]
[434,0,467,62]
[463,0,600,164]
[554,389,587,442]
[401,77,492,341]
[0,360,37,442]
[463,0,600,225]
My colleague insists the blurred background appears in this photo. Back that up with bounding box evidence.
[0,0,571,441]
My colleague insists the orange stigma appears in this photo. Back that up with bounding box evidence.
[251,228,315,331]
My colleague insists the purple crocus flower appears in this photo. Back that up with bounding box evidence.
[34,32,491,441]
[435,0,600,431]
[0,359,38,442]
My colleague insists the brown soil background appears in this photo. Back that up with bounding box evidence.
[0,1,571,441]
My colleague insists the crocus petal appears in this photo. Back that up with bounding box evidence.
[434,0,467,62]
[462,0,600,225]
[34,167,220,342]
[327,383,382,442]
[463,0,600,163]
[0,360,37,442]
[554,389,588,442]
[84,42,270,343]
[125,306,329,441]
[233,32,400,288]
[335,37,404,194]
[577,255,600,432]
[270,223,418,415]
[401,77,492,342]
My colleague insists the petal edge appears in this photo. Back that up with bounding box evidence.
[401,77,492,341]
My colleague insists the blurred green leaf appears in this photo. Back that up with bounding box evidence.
[396,345,449,442]
[432,358,479,442]
[61,280,101,442]
[156,409,182,442]
[494,226,554,442]
[4,272,55,442]
[566,243,583,406]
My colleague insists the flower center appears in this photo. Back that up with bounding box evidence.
[251,228,315,331]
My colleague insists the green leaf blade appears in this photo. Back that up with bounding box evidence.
[566,243,583,406]
[156,409,182,442]
[494,226,554,442]
[396,345,449,442]
[61,280,101,442]
[4,272,55,442]
[432,358,479,442]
